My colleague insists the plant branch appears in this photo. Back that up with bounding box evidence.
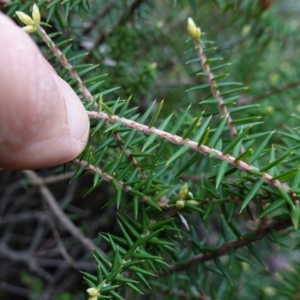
[81,1,117,35]
[160,219,291,276]
[37,25,94,104]
[94,0,147,46]
[72,159,165,208]
[87,111,294,200]
[194,39,242,148]
[23,170,105,256]
[246,79,300,103]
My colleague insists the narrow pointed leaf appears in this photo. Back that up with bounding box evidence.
[278,188,295,210]
[240,180,263,212]
[175,153,202,178]
[259,151,291,172]
[223,127,250,154]
[259,199,286,218]
[208,115,228,148]
[183,115,202,139]
[148,100,164,128]
[216,161,228,188]
[248,131,275,164]
[291,203,300,229]
[171,105,191,134]
[167,146,189,165]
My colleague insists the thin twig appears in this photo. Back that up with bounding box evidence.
[246,79,300,103]
[94,0,147,46]
[193,40,242,149]
[23,170,105,256]
[81,1,117,35]
[37,25,94,104]
[42,200,74,266]
[87,111,294,199]
[160,219,291,276]
[26,171,75,185]
[72,159,161,206]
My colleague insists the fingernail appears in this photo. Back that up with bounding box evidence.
[52,74,89,150]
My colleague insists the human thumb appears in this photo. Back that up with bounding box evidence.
[0,13,89,169]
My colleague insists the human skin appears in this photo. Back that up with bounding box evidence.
[0,13,89,169]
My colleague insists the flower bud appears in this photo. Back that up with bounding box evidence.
[176,199,185,210]
[179,183,188,200]
[16,11,34,26]
[187,17,201,40]
[22,25,37,33]
[87,287,99,297]
[187,200,199,206]
[32,4,41,24]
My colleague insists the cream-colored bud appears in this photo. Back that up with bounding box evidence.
[187,17,201,40]
[88,297,97,300]
[16,11,34,26]
[87,288,99,297]
[22,25,37,33]
[32,4,41,24]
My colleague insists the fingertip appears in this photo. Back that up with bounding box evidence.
[0,13,90,169]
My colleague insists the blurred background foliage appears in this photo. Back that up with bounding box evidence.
[1,0,300,299]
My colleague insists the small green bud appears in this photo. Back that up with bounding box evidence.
[187,17,201,40]
[176,199,185,210]
[187,200,199,206]
[179,183,189,200]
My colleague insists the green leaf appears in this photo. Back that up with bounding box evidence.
[142,115,172,152]
[216,161,228,188]
[259,199,286,218]
[117,220,134,246]
[234,148,253,162]
[148,218,174,231]
[139,100,156,123]
[171,105,192,134]
[259,151,291,172]
[166,146,189,165]
[148,100,164,128]
[247,244,265,268]
[208,114,228,148]
[273,168,300,182]
[291,203,300,229]
[183,115,202,139]
[214,258,233,285]
[123,229,163,260]
[174,153,202,178]
[128,266,156,277]
[99,101,114,116]
[108,290,123,300]
[116,187,122,210]
[278,188,295,210]
[194,115,211,142]
[186,83,210,92]
[248,131,275,164]
[151,189,170,202]
[126,282,144,295]
[223,127,250,154]
[240,180,263,212]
